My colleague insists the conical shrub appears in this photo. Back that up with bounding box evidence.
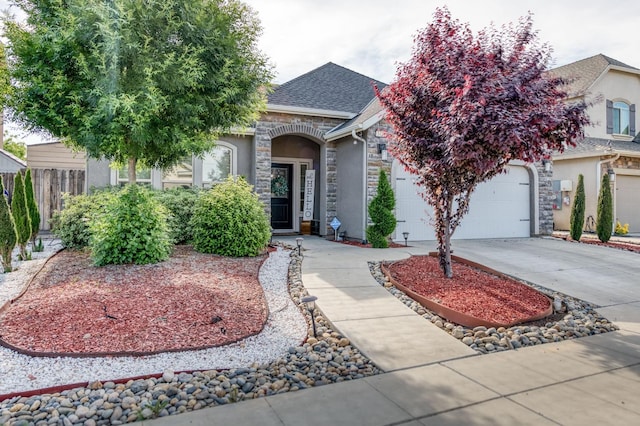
[24,168,41,248]
[569,174,585,241]
[11,171,31,260]
[0,176,18,272]
[596,173,613,243]
[366,169,396,248]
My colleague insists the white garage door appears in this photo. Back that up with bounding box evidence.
[616,175,640,233]
[393,162,531,241]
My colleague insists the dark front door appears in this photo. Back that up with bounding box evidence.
[271,163,294,230]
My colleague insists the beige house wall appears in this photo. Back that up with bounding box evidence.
[552,157,600,230]
[584,70,640,140]
[27,142,86,169]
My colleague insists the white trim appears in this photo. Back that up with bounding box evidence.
[267,104,356,119]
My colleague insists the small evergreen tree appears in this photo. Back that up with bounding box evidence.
[569,174,585,241]
[366,169,397,248]
[24,169,41,249]
[11,171,31,260]
[596,173,613,243]
[0,177,18,272]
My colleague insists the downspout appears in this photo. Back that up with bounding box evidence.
[352,126,368,243]
[596,152,620,232]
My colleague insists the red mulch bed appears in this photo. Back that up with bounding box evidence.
[385,256,551,326]
[0,246,269,356]
[578,238,640,253]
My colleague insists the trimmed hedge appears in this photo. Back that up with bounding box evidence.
[569,174,585,241]
[90,185,171,266]
[10,171,31,260]
[191,177,270,257]
[596,173,613,243]
[366,169,396,248]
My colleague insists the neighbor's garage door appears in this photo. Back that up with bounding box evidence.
[393,162,531,241]
[616,175,640,232]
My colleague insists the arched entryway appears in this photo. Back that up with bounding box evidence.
[268,125,323,233]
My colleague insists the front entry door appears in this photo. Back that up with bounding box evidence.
[271,163,294,230]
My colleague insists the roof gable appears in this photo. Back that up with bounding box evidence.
[268,62,387,115]
[549,54,639,98]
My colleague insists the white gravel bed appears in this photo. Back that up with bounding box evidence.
[0,246,307,396]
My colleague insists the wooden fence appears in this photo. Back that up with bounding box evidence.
[1,168,85,230]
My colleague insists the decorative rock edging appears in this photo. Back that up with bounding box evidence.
[369,261,619,355]
[0,245,381,425]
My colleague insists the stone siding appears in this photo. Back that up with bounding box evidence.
[254,113,344,235]
[538,161,554,235]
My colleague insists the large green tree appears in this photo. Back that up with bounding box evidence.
[3,0,273,182]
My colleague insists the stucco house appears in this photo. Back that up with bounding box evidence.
[27,62,552,240]
[550,54,639,232]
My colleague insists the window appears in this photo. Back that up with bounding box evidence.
[162,157,193,189]
[202,142,236,186]
[607,100,636,136]
[613,102,630,135]
[114,164,152,185]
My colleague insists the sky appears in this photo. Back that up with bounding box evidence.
[2,0,640,142]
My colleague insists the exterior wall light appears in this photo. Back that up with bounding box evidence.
[301,295,318,337]
[607,168,616,182]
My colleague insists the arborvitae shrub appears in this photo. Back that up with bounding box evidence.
[569,174,585,241]
[154,187,200,244]
[90,185,171,266]
[596,173,613,243]
[0,177,18,272]
[366,169,396,248]
[24,168,41,248]
[51,190,118,249]
[191,177,270,257]
[10,171,31,260]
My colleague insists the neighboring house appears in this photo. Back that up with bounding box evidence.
[0,148,26,173]
[550,54,640,232]
[28,62,552,240]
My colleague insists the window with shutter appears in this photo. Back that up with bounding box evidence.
[613,101,631,135]
[630,104,636,136]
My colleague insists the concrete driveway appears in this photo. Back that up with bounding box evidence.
[445,237,640,333]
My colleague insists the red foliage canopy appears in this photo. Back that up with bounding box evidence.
[376,8,589,277]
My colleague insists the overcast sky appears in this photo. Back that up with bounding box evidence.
[2,0,639,142]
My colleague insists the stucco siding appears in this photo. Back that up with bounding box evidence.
[27,142,86,170]
[336,137,365,240]
[584,70,640,140]
[552,157,600,230]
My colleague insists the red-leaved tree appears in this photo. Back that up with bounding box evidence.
[377,8,589,278]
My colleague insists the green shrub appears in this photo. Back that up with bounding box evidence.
[24,168,41,249]
[366,169,396,248]
[191,177,270,257]
[90,185,171,266]
[51,190,117,249]
[10,171,31,260]
[596,173,613,243]
[569,174,585,241]
[154,187,200,244]
[0,177,18,272]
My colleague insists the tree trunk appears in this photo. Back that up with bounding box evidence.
[440,218,453,278]
[128,157,137,185]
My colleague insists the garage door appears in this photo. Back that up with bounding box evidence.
[393,162,531,241]
[616,175,640,232]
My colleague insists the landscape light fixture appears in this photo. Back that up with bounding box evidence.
[296,237,303,256]
[402,232,409,246]
[301,295,318,337]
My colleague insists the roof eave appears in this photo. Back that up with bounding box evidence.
[266,104,356,120]
[324,110,386,142]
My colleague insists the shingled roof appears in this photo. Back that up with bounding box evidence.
[268,62,387,115]
[548,54,640,98]
[555,137,640,159]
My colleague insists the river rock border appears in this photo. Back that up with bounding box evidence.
[0,246,381,425]
[369,261,618,354]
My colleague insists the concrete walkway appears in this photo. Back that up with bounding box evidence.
[145,237,640,425]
